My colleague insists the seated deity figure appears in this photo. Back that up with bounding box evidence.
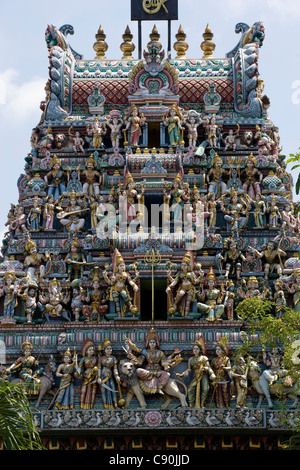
[207,154,228,199]
[124,328,172,396]
[39,278,70,322]
[220,189,250,234]
[197,267,225,322]
[250,240,287,280]
[23,239,50,281]
[56,191,88,233]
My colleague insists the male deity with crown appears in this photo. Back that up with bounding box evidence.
[103,248,139,318]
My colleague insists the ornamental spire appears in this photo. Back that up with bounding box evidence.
[201,24,215,59]
[93,25,108,59]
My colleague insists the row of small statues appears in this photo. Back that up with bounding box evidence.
[6,156,297,238]
[1,331,298,411]
[0,244,299,323]
[0,248,138,323]
[31,105,281,153]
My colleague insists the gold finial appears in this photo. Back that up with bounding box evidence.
[93,25,108,59]
[201,24,215,59]
[173,25,188,59]
[147,25,162,51]
[120,25,135,60]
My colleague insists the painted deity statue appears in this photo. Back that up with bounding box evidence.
[207,154,228,198]
[97,187,119,235]
[103,249,139,317]
[105,110,123,149]
[281,202,297,233]
[166,251,203,317]
[288,268,300,312]
[68,126,85,153]
[54,348,77,410]
[75,339,99,410]
[23,239,50,282]
[78,155,102,198]
[9,205,27,237]
[273,279,287,317]
[207,192,217,227]
[43,194,55,230]
[267,195,280,228]
[18,281,38,323]
[183,110,201,149]
[211,338,233,408]
[242,154,262,198]
[163,105,183,147]
[124,328,171,396]
[205,114,220,148]
[177,336,216,408]
[5,341,42,395]
[119,171,144,227]
[39,278,70,321]
[82,271,108,322]
[218,237,246,281]
[222,124,239,151]
[91,117,106,149]
[0,272,20,319]
[231,356,249,409]
[220,189,250,234]
[124,106,146,147]
[197,267,225,322]
[65,237,86,281]
[57,191,87,233]
[71,282,83,321]
[237,276,269,301]
[252,193,266,228]
[97,337,120,409]
[186,186,210,231]
[28,197,42,231]
[164,172,188,230]
[251,240,287,280]
[44,154,67,201]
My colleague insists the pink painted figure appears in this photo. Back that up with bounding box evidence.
[43,194,55,230]
[124,106,146,147]
[68,126,85,153]
[242,154,262,198]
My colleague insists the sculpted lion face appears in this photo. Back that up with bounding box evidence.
[120,360,134,377]
[243,131,253,146]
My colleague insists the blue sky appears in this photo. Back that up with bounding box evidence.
[0,0,299,238]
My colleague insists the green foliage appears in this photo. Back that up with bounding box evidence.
[286,148,300,197]
[235,297,300,360]
[0,381,45,450]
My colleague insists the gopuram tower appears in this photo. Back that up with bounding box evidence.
[0,2,299,451]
